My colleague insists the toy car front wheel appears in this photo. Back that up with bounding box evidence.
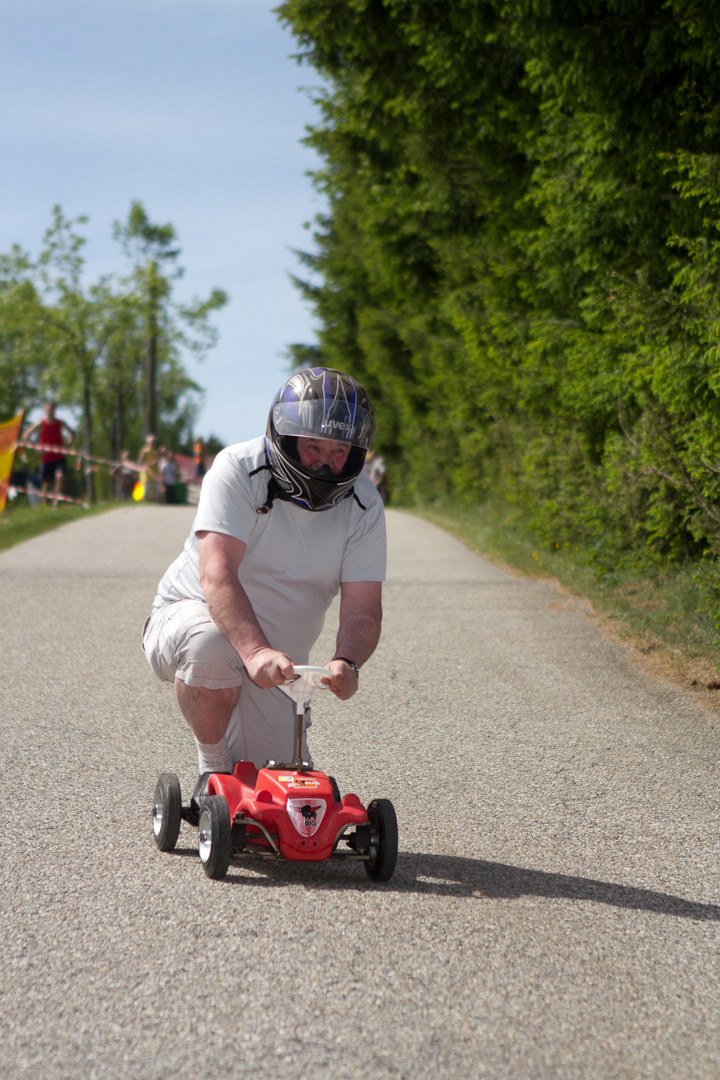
[197,795,232,880]
[152,772,182,852]
[364,798,398,882]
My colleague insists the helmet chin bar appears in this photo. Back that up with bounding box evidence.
[310,464,336,480]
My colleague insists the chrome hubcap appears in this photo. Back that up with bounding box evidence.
[198,808,212,863]
[152,789,163,837]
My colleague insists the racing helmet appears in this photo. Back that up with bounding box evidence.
[266,367,375,510]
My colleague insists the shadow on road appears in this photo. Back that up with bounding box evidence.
[169,844,720,920]
[392,852,720,921]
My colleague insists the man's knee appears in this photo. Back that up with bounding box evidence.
[180,619,243,686]
[143,601,244,688]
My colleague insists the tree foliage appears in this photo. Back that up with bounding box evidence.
[278,0,720,581]
[0,202,228,485]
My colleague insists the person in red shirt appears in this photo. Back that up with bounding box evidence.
[25,400,75,506]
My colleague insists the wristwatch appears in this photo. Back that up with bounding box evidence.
[335,657,359,678]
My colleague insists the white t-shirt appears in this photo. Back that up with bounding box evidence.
[153,437,386,662]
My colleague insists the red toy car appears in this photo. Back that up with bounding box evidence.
[152,666,398,882]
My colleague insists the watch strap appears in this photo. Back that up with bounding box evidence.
[334,657,359,678]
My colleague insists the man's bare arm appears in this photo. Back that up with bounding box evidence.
[197,530,294,689]
[325,580,383,701]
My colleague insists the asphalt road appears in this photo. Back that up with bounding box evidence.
[2,504,720,1080]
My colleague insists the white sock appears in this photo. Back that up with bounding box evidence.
[196,737,233,775]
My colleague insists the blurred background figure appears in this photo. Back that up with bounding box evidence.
[24,400,75,507]
[9,445,41,507]
[138,434,161,502]
[112,449,138,501]
[193,436,206,481]
[363,450,387,504]
[160,449,178,504]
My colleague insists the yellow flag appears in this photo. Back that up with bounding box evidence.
[0,411,24,513]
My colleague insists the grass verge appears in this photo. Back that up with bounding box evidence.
[407,498,720,694]
[0,500,120,554]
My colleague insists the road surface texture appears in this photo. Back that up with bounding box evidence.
[2,505,719,1079]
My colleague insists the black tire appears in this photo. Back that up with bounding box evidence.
[152,772,182,852]
[364,798,398,882]
[197,795,232,880]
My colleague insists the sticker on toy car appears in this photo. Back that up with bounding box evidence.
[287,798,327,836]
[278,776,320,789]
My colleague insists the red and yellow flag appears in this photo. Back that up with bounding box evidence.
[0,411,24,513]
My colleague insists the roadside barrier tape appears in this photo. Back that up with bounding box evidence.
[7,486,89,508]
[15,439,203,481]
[15,440,141,471]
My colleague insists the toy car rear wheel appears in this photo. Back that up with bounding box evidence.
[364,798,398,882]
[152,772,182,852]
[197,795,232,880]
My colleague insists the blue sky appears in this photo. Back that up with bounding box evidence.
[0,0,327,445]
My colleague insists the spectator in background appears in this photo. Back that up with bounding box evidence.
[9,446,41,507]
[112,450,138,501]
[194,437,206,481]
[363,450,387,504]
[24,400,75,507]
[138,434,161,502]
[161,449,178,504]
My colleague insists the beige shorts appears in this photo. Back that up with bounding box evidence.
[142,600,312,768]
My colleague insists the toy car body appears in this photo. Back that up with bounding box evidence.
[152,666,398,882]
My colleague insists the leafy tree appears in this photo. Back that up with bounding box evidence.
[0,207,117,498]
[0,271,47,423]
[112,200,228,441]
[0,203,229,498]
[179,432,226,457]
[277,0,720,575]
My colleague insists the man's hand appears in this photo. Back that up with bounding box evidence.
[323,658,359,701]
[243,646,294,689]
